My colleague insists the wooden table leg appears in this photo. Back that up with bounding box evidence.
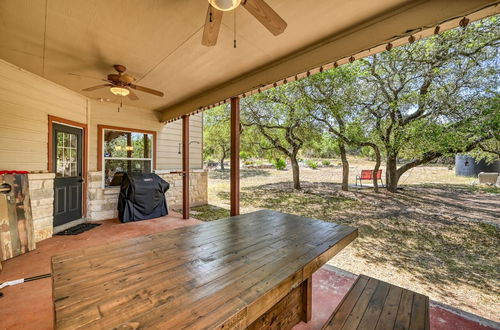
[302,276,312,322]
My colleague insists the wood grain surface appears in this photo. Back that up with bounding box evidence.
[52,210,357,329]
[322,275,429,330]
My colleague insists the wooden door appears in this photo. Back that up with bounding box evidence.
[52,123,83,227]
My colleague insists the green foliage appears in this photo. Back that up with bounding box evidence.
[203,105,230,169]
[273,158,287,170]
[299,16,500,190]
[322,159,331,166]
[306,160,318,169]
[239,151,251,161]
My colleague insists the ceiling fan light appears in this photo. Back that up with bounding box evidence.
[208,0,241,11]
[110,86,130,96]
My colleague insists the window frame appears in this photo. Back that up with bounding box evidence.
[97,125,157,188]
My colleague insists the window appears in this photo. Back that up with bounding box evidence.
[56,131,79,177]
[100,126,155,187]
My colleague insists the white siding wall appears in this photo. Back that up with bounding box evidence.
[0,59,88,171]
[157,113,203,170]
[0,59,203,172]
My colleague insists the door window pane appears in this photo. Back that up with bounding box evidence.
[56,131,78,177]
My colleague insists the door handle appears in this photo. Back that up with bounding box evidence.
[78,179,84,183]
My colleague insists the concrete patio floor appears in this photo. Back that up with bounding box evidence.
[0,212,496,330]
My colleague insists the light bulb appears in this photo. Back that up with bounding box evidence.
[208,0,241,11]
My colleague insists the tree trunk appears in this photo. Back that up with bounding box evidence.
[386,153,399,193]
[220,152,226,170]
[339,143,349,191]
[290,156,301,190]
[368,144,382,193]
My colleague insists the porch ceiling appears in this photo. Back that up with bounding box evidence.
[0,0,498,121]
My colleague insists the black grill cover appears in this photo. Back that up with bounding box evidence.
[117,172,170,223]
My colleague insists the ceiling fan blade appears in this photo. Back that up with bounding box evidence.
[242,0,287,36]
[130,84,164,97]
[82,84,112,92]
[127,89,139,101]
[202,5,223,46]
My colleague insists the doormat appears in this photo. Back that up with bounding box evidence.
[55,223,101,236]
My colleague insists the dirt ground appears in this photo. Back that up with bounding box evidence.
[197,161,500,322]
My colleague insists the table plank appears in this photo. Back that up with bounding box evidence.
[52,210,357,329]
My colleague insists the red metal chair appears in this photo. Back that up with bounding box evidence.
[355,169,383,187]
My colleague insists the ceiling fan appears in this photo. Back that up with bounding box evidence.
[202,0,287,46]
[81,64,164,100]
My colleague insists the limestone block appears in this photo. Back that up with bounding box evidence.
[30,188,54,201]
[28,173,55,180]
[32,205,53,219]
[35,227,53,242]
[43,179,54,189]
[28,180,44,190]
[34,216,54,228]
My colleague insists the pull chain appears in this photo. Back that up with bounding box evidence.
[234,9,237,48]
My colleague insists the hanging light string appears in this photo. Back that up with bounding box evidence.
[165,1,498,123]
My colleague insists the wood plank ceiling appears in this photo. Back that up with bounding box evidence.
[0,0,498,121]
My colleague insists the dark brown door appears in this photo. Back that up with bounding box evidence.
[52,123,83,227]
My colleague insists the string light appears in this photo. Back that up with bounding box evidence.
[459,17,469,28]
[218,12,481,106]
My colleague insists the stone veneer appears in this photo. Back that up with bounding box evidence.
[87,170,208,221]
[28,173,55,242]
[23,170,207,241]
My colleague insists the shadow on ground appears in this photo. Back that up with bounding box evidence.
[192,181,499,298]
[209,169,272,180]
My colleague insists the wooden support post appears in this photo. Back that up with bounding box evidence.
[230,97,240,216]
[182,115,189,219]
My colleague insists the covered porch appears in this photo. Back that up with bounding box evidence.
[0,0,499,329]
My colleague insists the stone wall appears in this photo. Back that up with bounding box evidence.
[28,173,55,242]
[87,170,208,221]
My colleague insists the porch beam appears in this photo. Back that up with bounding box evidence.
[158,0,498,122]
[230,97,240,216]
[182,115,189,219]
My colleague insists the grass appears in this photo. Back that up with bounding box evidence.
[187,204,229,221]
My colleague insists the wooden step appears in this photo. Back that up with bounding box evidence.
[322,274,429,330]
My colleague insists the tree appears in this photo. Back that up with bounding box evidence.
[300,65,383,192]
[203,105,231,170]
[357,17,499,192]
[241,83,320,190]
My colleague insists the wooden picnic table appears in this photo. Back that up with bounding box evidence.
[52,210,357,329]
